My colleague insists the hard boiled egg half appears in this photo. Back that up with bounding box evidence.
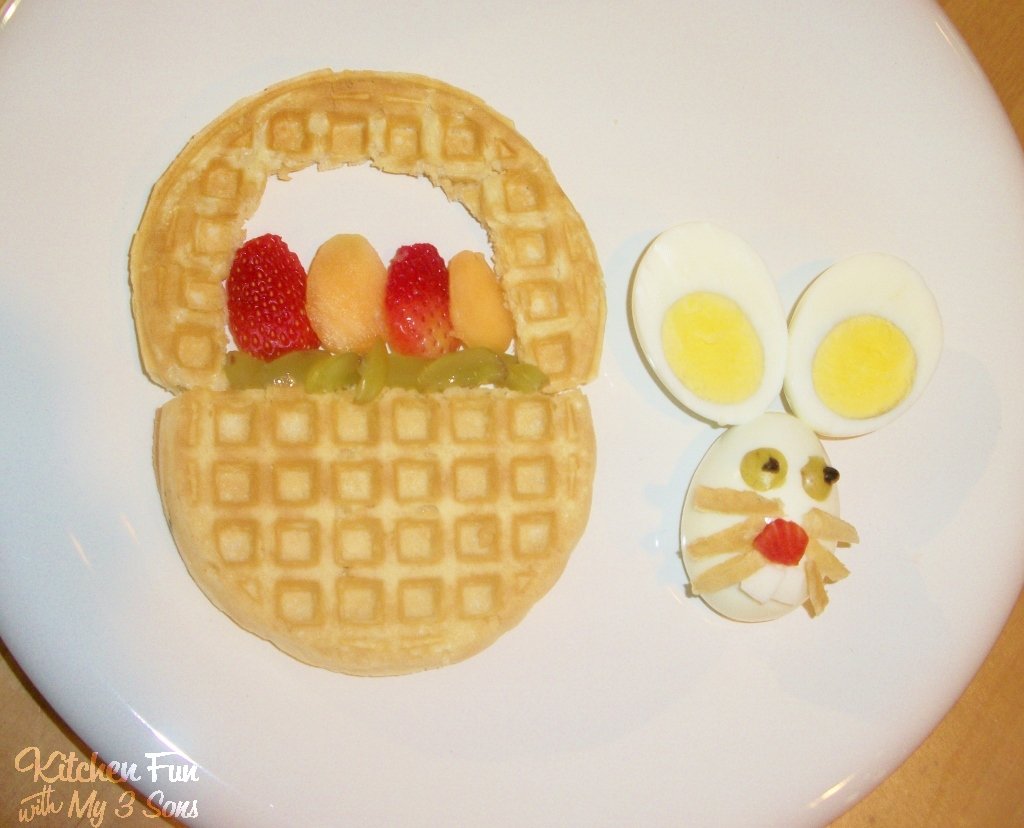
[630,222,787,425]
[681,412,859,621]
[784,253,943,438]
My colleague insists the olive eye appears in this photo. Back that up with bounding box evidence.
[740,447,788,491]
[801,456,840,501]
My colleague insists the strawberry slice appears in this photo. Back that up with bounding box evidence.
[385,243,461,358]
[227,234,320,361]
[753,519,809,566]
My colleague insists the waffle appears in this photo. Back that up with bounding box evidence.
[129,69,605,394]
[156,386,595,675]
[130,70,604,675]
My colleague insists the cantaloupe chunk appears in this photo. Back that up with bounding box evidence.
[306,234,386,354]
[448,251,515,352]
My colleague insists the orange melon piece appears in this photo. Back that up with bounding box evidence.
[306,234,386,354]
[448,251,515,352]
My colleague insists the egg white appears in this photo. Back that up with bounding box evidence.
[630,222,788,425]
[784,253,943,438]
[680,412,841,622]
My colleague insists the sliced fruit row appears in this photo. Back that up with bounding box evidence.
[226,232,519,374]
[224,343,548,402]
[307,236,515,359]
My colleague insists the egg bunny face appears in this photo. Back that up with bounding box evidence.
[680,411,859,621]
[630,222,942,621]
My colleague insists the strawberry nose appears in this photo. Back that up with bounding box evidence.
[753,518,809,566]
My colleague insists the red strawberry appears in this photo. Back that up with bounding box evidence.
[226,234,321,361]
[753,519,809,566]
[385,243,461,357]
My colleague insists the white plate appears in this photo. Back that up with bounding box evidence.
[2,1,1023,825]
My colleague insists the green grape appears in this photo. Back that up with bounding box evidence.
[416,347,505,392]
[801,456,840,501]
[355,339,387,403]
[740,447,787,491]
[385,352,431,389]
[305,352,359,393]
[499,357,548,392]
[227,344,550,397]
[264,350,327,386]
[224,351,270,389]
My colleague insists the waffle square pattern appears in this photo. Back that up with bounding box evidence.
[157,386,596,675]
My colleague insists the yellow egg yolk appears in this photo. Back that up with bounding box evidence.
[812,314,916,418]
[661,292,763,404]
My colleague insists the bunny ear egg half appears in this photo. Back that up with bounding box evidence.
[630,222,788,426]
[783,253,943,438]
